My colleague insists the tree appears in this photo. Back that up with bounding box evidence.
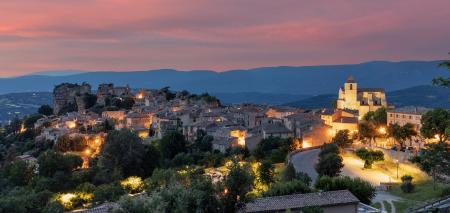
[332,130,353,148]
[363,108,387,126]
[3,159,36,186]
[38,105,54,116]
[0,188,53,213]
[358,122,377,145]
[37,150,82,177]
[97,130,146,179]
[223,159,254,212]
[319,143,340,157]
[253,137,295,162]
[281,163,297,182]
[142,144,160,177]
[281,163,312,186]
[159,131,187,159]
[117,177,222,213]
[388,123,417,149]
[315,153,344,177]
[262,179,311,197]
[258,160,275,186]
[55,135,88,152]
[23,114,44,129]
[314,176,376,204]
[432,53,450,87]
[411,142,450,189]
[355,148,384,169]
[420,108,450,143]
[400,175,414,193]
[93,183,126,203]
[6,117,22,134]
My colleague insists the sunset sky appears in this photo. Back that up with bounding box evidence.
[1,0,450,77]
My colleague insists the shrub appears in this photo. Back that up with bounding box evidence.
[315,153,343,177]
[441,186,450,197]
[76,182,96,193]
[400,182,415,193]
[355,148,384,169]
[120,176,145,194]
[263,179,311,197]
[400,175,414,193]
[319,143,339,157]
[314,176,376,204]
[93,183,126,203]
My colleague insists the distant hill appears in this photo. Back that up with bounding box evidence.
[0,92,52,124]
[212,92,310,105]
[0,60,448,95]
[0,85,448,124]
[285,85,450,109]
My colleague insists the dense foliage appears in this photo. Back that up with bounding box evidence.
[355,148,384,169]
[331,130,353,148]
[315,143,343,177]
[253,137,296,163]
[420,108,450,143]
[314,176,376,204]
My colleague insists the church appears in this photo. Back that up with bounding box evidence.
[322,76,388,135]
[336,75,387,118]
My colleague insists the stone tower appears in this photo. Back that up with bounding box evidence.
[336,75,359,111]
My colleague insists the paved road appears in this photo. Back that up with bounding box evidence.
[290,149,320,182]
[291,149,402,213]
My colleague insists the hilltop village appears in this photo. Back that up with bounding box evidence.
[33,76,437,162]
[0,76,448,213]
[37,81,326,161]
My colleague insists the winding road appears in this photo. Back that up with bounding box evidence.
[290,149,320,182]
[290,148,402,213]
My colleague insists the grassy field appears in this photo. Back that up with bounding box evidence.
[383,200,392,212]
[389,181,449,212]
[371,202,381,210]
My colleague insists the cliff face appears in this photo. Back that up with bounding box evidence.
[53,83,91,114]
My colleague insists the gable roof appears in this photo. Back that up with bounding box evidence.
[244,190,359,212]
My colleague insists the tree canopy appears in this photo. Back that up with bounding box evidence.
[420,108,450,143]
[388,123,417,148]
[332,130,353,148]
[355,148,384,169]
[97,129,146,179]
[159,131,187,160]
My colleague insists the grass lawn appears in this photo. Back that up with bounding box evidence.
[393,200,417,213]
[383,200,392,213]
[389,180,450,212]
[371,202,381,210]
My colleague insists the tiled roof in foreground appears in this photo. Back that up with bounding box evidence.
[70,203,118,213]
[244,190,359,212]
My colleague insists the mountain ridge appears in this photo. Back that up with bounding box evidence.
[0,60,447,95]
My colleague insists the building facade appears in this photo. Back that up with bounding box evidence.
[336,76,387,118]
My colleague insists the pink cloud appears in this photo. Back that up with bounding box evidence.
[0,0,449,77]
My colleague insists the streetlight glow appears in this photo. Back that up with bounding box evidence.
[378,127,386,134]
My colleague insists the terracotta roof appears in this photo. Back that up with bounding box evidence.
[70,203,118,213]
[244,190,359,212]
